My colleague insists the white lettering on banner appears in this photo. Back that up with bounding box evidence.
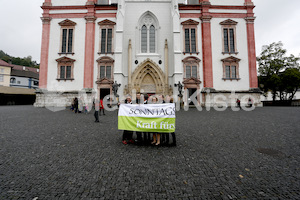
[119,104,176,132]
[129,107,175,116]
[137,121,157,129]
[136,121,174,130]
[160,121,175,129]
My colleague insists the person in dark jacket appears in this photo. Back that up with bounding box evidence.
[74,97,78,113]
[122,96,134,144]
[133,93,143,144]
[94,99,100,122]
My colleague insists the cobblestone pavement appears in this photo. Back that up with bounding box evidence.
[0,105,300,199]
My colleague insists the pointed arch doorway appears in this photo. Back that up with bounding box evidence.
[129,58,166,95]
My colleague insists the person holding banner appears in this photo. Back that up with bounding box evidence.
[122,96,134,145]
[133,93,144,144]
[149,96,161,146]
[118,95,176,146]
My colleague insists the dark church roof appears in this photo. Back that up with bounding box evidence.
[11,69,39,80]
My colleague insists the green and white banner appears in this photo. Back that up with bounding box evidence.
[118,103,176,133]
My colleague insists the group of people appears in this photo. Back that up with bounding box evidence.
[70,97,105,118]
[122,93,176,146]
[71,97,92,114]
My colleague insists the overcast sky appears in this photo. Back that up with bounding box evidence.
[0,0,299,63]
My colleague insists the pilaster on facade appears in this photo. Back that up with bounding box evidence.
[244,0,254,6]
[245,16,258,88]
[83,11,97,89]
[200,14,213,89]
[200,0,211,6]
[244,17,256,24]
[41,17,52,25]
[39,16,52,89]
[86,0,96,6]
[42,0,52,7]
[200,15,212,23]
[84,15,97,23]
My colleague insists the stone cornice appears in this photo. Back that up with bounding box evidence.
[182,56,201,64]
[200,15,212,23]
[41,17,52,24]
[58,19,77,26]
[42,2,52,7]
[245,16,256,24]
[96,56,114,64]
[221,56,241,63]
[56,56,76,63]
[85,15,97,23]
[220,19,238,26]
[181,19,199,26]
[98,19,116,26]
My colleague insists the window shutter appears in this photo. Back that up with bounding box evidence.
[186,66,191,78]
[100,66,105,79]
[107,29,112,53]
[101,29,107,53]
[141,25,147,53]
[62,29,67,53]
[191,29,196,52]
[229,28,235,53]
[192,66,197,78]
[106,66,111,79]
[231,66,236,78]
[60,66,66,79]
[225,66,230,78]
[149,25,155,53]
[185,29,190,52]
[223,29,229,53]
[66,66,72,79]
[68,29,73,53]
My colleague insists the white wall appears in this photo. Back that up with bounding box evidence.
[10,76,30,88]
[51,0,86,6]
[93,17,117,92]
[47,18,86,91]
[179,18,203,88]
[210,0,245,6]
[211,17,250,91]
[123,1,173,74]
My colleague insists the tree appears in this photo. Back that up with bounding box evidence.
[257,42,300,102]
[279,68,300,101]
[0,50,39,68]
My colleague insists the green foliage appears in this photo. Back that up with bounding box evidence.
[279,68,300,100]
[257,42,300,101]
[0,50,39,68]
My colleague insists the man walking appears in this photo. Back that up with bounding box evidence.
[94,99,100,122]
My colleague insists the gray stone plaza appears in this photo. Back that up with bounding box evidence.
[0,106,300,199]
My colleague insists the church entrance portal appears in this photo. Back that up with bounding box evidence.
[100,88,110,100]
[129,58,167,95]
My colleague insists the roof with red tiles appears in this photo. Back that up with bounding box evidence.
[10,64,39,74]
[0,59,14,68]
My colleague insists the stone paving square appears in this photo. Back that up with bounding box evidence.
[0,106,300,199]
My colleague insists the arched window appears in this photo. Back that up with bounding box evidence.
[10,77,16,84]
[141,25,148,53]
[149,25,155,53]
[139,12,158,53]
[221,56,241,80]
[182,57,201,79]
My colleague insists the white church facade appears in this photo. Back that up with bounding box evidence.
[35,0,261,107]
